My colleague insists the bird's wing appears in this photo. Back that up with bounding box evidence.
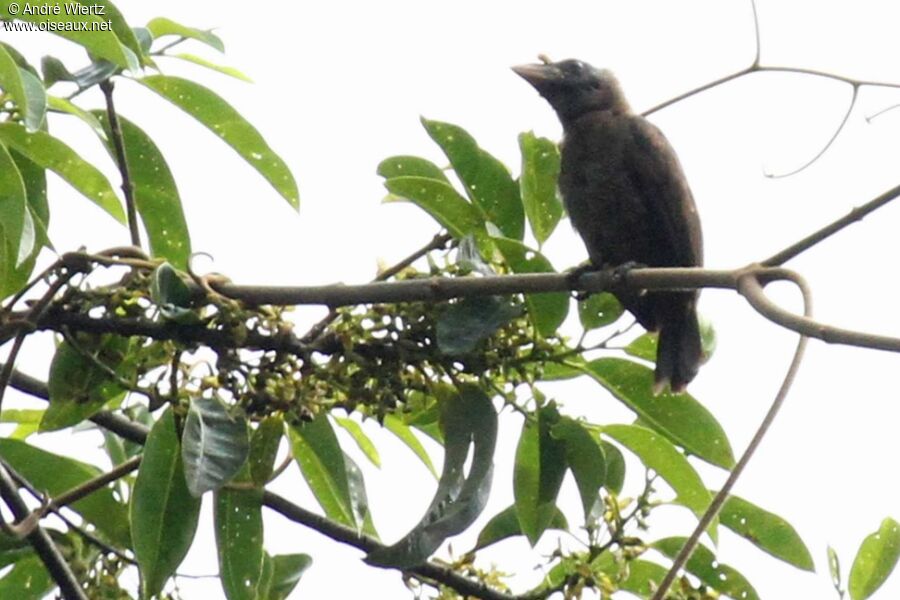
[624,116,703,267]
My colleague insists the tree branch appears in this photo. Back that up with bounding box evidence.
[0,462,87,600]
[99,79,141,248]
[651,269,811,600]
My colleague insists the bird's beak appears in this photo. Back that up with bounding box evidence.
[511,63,558,87]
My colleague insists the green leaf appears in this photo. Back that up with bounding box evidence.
[0,143,27,278]
[604,424,714,537]
[249,416,283,486]
[366,384,497,568]
[700,314,717,361]
[0,438,130,547]
[514,404,567,545]
[289,416,357,528]
[0,123,124,222]
[578,292,623,330]
[215,487,264,600]
[552,417,605,520]
[131,409,201,598]
[182,396,250,497]
[0,554,54,600]
[422,117,524,239]
[493,237,568,337]
[384,176,484,239]
[150,262,197,322]
[518,131,562,245]
[138,75,299,208]
[654,537,761,600]
[334,416,381,468]
[344,452,377,537]
[40,55,75,87]
[147,17,225,52]
[436,295,521,355]
[625,331,657,361]
[829,545,843,591]
[42,335,128,431]
[18,69,47,133]
[383,414,437,478]
[474,504,567,551]
[849,517,900,600]
[582,358,735,469]
[94,112,192,268]
[163,53,252,82]
[719,493,815,571]
[600,440,626,495]
[269,554,312,600]
[591,552,669,597]
[47,95,106,139]
[0,408,43,440]
[0,45,28,121]
[1,1,139,71]
[84,1,143,61]
[602,425,715,528]
[377,155,449,183]
[1,149,46,299]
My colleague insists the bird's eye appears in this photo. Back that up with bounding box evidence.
[562,60,585,75]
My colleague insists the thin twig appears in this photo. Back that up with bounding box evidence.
[763,182,900,266]
[300,232,453,343]
[54,456,141,509]
[99,79,142,248]
[650,270,811,600]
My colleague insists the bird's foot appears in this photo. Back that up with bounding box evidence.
[566,263,600,300]
[611,261,646,286]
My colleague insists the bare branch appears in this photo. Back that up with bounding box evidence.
[99,80,142,248]
[651,269,811,600]
[763,182,900,266]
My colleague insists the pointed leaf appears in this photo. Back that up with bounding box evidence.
[138,75,298,208]
[422,117,524,239]
[654,537,761,600]
[215,487,264,600]
[377,155,449,183]
[514,404,567,545]
[383,414,437,478]
[94,112,191,268]
[182,396,250,497]
[344,452,377,537]
[48,95,106,139]
[437,295,521,355]
[269,554,312,600]
[474,504,567,551]
[625,331,657,361]
[131,409,201,598]
[600,440,626,495]
[17,69,47,132]
[583,358,735,468]
[0,438,130,546]
[164,52,252,82]
[719,493,815,571]
[249,416,283,486]
[849,517,900,600]
[493,237,568,337]
[384,176,484,239]
[518,131,562,244]
[333,416,381,468]
[0,143,27,278]
[603,424,714,537]
[552,417,605,520]
[0,123,124,222]
[366,384,497,567]
[289,416,356,528]
[147,17,225,52]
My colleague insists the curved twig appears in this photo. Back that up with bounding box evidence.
[650,269,811,600]
[764,85,858,178]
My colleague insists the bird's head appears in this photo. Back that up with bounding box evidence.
[512,58,629,125]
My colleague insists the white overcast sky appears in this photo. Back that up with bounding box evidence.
[6,1,900,598]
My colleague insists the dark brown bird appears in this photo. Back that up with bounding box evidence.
[513,58,704,393]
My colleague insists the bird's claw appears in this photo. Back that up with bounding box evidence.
[566,263,599,300]
[611,261,645,285]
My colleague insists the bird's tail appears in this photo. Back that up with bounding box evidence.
[653,294,702,395]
